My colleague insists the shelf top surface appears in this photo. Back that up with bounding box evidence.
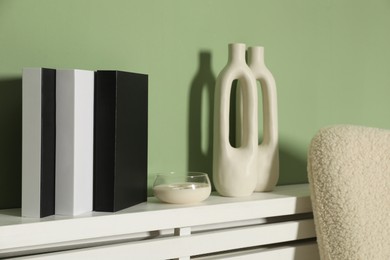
[0,184,312,253]
[0,184,310,227]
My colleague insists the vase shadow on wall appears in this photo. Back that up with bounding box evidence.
[187,51,216,190]
[0,78,22,210]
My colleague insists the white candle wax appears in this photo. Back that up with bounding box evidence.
[153,182,211,204]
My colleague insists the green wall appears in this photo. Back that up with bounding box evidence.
[1,0,390,208]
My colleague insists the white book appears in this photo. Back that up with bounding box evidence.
[22,68,56,218]
[55,69,94,216]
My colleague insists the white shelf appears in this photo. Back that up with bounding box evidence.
[0,184,318,259]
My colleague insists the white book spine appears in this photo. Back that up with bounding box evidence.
[55,69,94,216]
[22,68,42,218]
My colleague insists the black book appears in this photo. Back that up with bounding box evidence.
[94,70,148,212]
[22,68,56,218]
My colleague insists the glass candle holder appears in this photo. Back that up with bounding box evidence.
[153,172,211,204]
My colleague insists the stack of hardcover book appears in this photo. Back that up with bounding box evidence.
[22,68,148,218]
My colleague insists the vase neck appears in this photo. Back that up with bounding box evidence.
[248,46,265,66]
[228,43,246,63]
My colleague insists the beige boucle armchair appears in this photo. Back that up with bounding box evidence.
[307,125,390,259]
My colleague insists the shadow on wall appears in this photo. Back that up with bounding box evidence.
[0,78,22,209]
[187,51,216,189]
[279,145,308,185]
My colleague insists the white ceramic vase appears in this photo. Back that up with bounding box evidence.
[213,43,258,197]
[248,46,279,192]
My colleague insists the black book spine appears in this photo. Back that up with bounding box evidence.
[40,68,56,217]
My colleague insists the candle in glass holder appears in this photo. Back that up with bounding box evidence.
[153,172,211,204]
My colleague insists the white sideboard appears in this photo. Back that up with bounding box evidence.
[0,184,319,259]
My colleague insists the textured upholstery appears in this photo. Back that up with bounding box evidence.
[307,125,390,259]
